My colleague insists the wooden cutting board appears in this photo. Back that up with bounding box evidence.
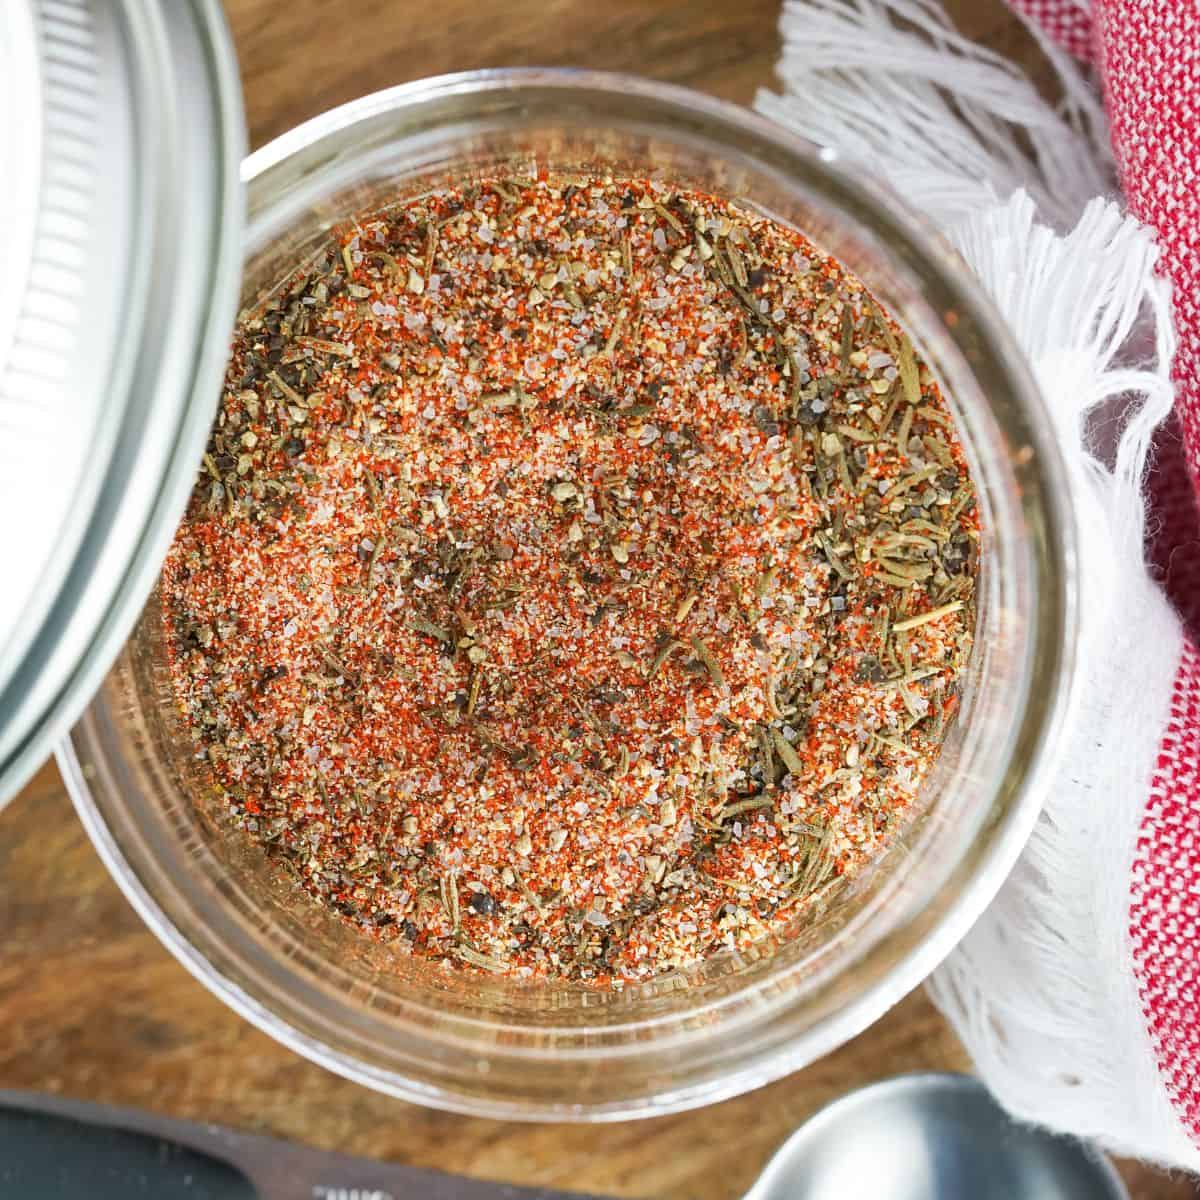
[0,3,1194,1196]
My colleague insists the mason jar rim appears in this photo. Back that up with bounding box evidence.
[62,68,1077,1120]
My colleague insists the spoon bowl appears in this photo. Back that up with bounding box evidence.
[748,1073,1128,1200]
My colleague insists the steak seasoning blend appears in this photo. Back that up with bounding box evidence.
[163,176,978,985]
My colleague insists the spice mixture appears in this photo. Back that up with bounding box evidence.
[163,176,978,984]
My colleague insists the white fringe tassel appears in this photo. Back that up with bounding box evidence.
[928,196,1189,1168]
[952,195,1174,634]
[756,0,1112,228]
[757,0,1198,1169]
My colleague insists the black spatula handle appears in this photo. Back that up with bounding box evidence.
[0,1102,259,1199]
[0,1090,610,1200]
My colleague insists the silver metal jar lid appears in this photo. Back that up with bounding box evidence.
[0,0,245,804]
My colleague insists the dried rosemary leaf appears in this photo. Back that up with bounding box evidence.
[365,533,388,587]
[891,601,964,632]
[719,795,775,822]
[650,638,687,677]
[295,336,354,358]
[881,465,941,504]
[654,202,686,235]
[869,298,901,358]
[839,305,855,377]
[267,369,305,407]
[690,636,726,691]
[771,728,805,776]
[454,944,507,973]
[408,615,452,643]
[898,333,921,407]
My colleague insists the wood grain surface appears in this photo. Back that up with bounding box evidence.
[1,2,1196,1197]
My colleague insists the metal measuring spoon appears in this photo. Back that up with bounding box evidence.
[746,1073,1127,1200]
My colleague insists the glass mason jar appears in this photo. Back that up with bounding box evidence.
[59,70,1075,1120]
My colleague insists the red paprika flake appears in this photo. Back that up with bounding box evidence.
[162,177,978,985]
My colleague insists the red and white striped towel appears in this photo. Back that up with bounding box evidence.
[1055,0,1200,1156]
[761,0,1200,1167]
[1011,0,1200,1155]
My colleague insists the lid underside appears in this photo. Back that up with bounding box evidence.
[0,0,245,805]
